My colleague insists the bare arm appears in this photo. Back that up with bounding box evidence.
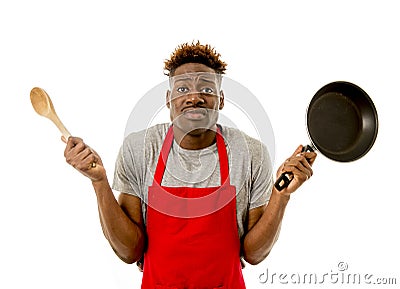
[242,145,317,265]
[242,189,289,265]
[64,136,145,264]
[93,180,145,263]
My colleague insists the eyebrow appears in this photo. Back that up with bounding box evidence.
[198,78,217,84]
[173,77,217,84]
[171,73,220,89]
[173,77,193,84]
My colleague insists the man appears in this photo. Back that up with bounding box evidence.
[63,41,317,288]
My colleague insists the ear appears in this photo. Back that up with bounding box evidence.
[219,90,225,110]
[166,90,171,109]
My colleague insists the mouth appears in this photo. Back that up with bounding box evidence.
[182,108,208,120]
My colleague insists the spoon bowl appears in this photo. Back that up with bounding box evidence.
[30,87,71,139]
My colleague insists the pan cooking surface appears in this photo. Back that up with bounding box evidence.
[308,92,362,154]
[306,82,378,162]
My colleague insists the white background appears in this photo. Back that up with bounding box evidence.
[1,0,399,288]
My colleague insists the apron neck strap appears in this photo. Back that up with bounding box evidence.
[152,125,230,186]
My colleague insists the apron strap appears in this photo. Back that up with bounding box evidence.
[152,126,174,186]
[216,124,230,186]
[152,125,230,186]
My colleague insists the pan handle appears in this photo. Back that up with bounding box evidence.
[274,145,314,191]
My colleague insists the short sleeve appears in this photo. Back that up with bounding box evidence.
[249,143,273,210]
[112,141,141,199]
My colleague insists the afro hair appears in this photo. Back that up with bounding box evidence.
[164,41,227,76]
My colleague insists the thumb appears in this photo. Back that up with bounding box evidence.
[61,135,67,144]
[291,145,304,157]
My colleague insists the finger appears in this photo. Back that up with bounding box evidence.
[66,147,90,168]
[282,157,314,178]
[75,147,92,163]
[285,153,313,170]
[304,151,317,166]
[278,145,307,174]
[64,137,83,156]
[282,160,312,177]
[61,136,67,144]
[291,145,304,157]
[70,148,97,171]
[87,146,100,159]
[78,153,98,171]
[87,146,103,166]
[282,163,313,181]
[68,140,86,155]
[65,140,88,164]
[298,153,314,171]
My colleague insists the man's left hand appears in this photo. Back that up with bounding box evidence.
[276,145,317,195]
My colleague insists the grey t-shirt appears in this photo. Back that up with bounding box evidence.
[112,123,273,239]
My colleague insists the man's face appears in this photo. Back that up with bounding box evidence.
[166,63,224,135]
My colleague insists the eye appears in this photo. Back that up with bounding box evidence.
[200,87,214,94]
[177,86,189,93]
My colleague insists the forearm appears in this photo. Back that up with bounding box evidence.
[92,178,144,264]
[242,188,290,264]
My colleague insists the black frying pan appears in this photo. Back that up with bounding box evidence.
[275,81,379,191]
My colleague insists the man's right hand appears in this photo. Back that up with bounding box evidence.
[63,136,106,182]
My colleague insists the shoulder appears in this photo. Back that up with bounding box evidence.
[219,125,269,159]
[118,123,170,162]
[123,123,169,148]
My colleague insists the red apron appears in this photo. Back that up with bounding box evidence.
[141,126,246,289]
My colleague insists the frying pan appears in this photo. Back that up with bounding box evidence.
[275,81,379,191]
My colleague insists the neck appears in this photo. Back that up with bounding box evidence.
[172,125,218,150]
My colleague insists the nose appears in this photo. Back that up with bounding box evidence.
[185,93,205,106]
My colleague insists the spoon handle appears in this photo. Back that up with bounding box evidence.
[48,112,71,140]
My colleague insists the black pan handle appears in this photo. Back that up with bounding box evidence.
[274,145,314,191]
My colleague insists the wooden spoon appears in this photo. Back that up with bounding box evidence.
[30,87,71,140]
